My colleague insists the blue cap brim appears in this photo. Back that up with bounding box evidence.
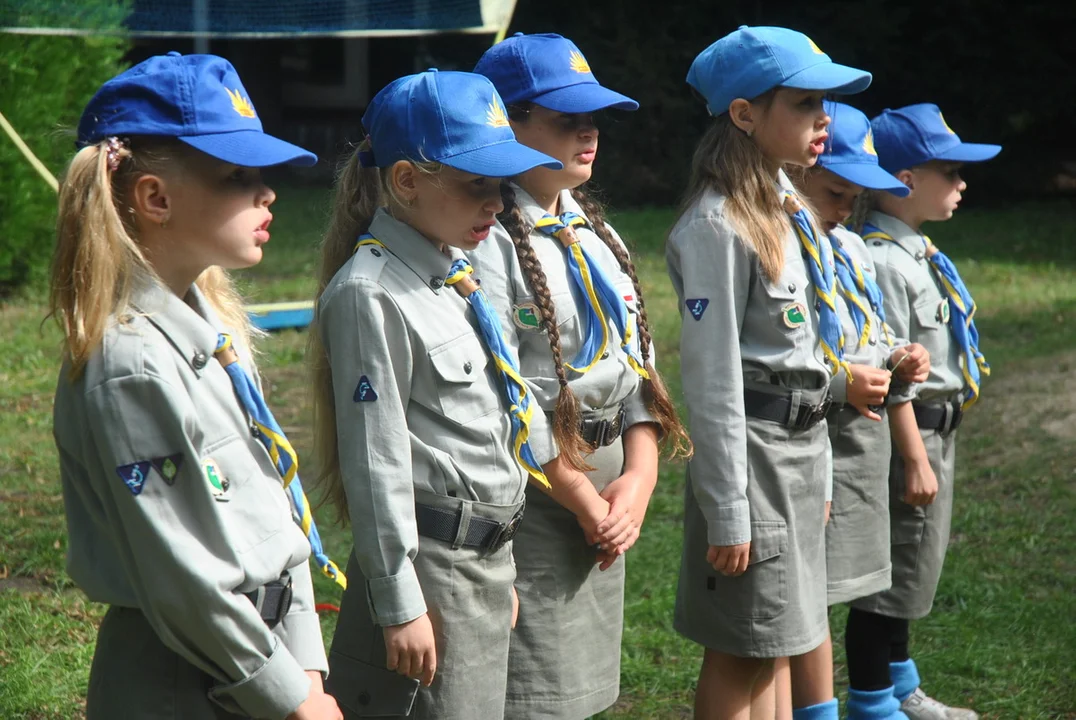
[934,142,1002,164]
[442,140,562,177]
[179,130,317,168]
[782,63,872,96]
[531,83,639,113]
[822,162,911,197]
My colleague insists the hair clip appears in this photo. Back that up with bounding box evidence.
[105,136,129,173]
[357,134,376,168]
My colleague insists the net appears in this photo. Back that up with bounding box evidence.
[1,0,515,37]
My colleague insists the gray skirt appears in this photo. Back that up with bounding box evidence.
[505,435,626,720]
[327,493,521,719]
[825,405,893,605]
[852,427,957,620]
[87,606,239,720]
[674,398,830,659]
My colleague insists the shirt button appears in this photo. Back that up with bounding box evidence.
[873,241,883,247]
[601,351,610,359]
[192,351,208,369]
[371,248,382,257]
[251,425,261,439]
[430,277,444,289]
[787,283,796,293]
[463,361,473,374]
[915,251,925,261]
[869,337,878,346]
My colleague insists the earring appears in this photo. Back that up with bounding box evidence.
[161,215,170,229]
[746,128,754,138]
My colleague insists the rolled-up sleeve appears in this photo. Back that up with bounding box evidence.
[84,376,311,720]
[320,279,426,627]
[276,559,328,676]
[668,217,754,546]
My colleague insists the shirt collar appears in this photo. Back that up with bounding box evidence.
[867,211,927,260]
[129,278,222,376]
[369,209,459,294]
[510,184,586,229]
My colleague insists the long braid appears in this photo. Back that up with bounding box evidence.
[570,187,693,460]
[499,183,591,472]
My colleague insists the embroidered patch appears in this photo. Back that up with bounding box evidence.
[151,454,184,486]
[937,298,951,324]
[512,303,542,331]
[354,375,378,402]
[115,461,152,496]
[686,298,709,321]
[203,458,230,501]
[782,302,807,328]
[623,294,634,302]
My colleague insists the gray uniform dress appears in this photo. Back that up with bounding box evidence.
[853,211,966,620]
[825,225,897,605]
[54,281,327,720]
[468,186,655,719]
[319,210,529,719]
[667,184,834,659]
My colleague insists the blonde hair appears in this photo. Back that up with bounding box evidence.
[679,94,796,284]
[310,144,440,524]
[49,137,253,379]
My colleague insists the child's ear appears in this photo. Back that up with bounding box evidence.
[131,174,172,227]
[390,160,419,203]
[728,98,755,136]
[897,169,915,192]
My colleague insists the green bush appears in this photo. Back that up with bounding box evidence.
[0,30,129,294]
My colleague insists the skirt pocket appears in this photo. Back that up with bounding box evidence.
[327,650,420,718]
[707,520,789,620]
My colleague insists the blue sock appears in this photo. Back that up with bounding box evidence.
[889,659,921,703]
[845,686,909,719]
[792,698,838,720]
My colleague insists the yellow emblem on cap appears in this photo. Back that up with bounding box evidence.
[807,36,825,55]
[486,97,509,128]
[569,50,591,74]
[939,111,956,135]
[863,128,877,156]
[226,88,257,119]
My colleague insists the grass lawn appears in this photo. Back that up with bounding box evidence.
[1,186,1074,719]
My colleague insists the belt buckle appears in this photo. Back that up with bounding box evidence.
[948,403,964,434]
[488,505,525,552]
[798,396,832,430]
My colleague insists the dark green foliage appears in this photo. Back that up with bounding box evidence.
[0,27,129,294]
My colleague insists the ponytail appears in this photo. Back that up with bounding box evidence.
[569,188,693,460]
[498,183,592,472]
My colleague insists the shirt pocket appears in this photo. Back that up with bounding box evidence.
[912,295,949,347]
[428,333,501,425]
[518,291,578,375]
[200,435,287,555]
[760,265,811,338]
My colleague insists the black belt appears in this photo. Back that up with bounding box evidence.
[913,401,963,435]
[415,500,524,552]
[744,387,831,431]
[244,572,293,629]
[580,405,625,448]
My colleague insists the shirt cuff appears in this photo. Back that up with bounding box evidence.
[277,609,328,676]
[623,392,657,432]
[528,411,559,466]
[829,366,848,404]
[700,499,752,547]
[208,636,311,720]
[367,562,427,627]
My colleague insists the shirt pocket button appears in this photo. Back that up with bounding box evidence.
[464,361,473,374]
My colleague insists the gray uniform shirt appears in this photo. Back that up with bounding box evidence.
[467,186,654,463]
[666,187,833,547]
[317,210,528,629]
[54,281,325,720]
[831,224,894,371]
[864,211,965,404]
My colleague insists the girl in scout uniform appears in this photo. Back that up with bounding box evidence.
[667,27,875,720]
[50,54,344,720]
[310,70,625,720]
[793,100,935,720]
[470,33,692,720]
[847,104,1000,720]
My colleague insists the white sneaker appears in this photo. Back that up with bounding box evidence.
[900,688,979,720]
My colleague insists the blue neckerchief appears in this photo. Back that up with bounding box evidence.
[830,231,892,347]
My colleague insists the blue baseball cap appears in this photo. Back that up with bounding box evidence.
[687,26,872,116]
[78,52,316,167]
[818,101,909,196]
[870,103,1002,173]
[475,33,638,113]
[360,70,561,177]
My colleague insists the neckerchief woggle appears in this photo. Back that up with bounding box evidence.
[782,192,848,377]
[862,223,989,407]
[829,230,893,347]
[353,233,550,489]
[213,334,347,589]
[532,212,649,379]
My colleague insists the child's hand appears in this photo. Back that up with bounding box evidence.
[707,542,751,576]
[824,501,832,526]
[890,344,930,384]
[511,586,519,629]
[847,363,891,421]
[902,457,938,506]
[383,613,437,687]
[288,679,343,720]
